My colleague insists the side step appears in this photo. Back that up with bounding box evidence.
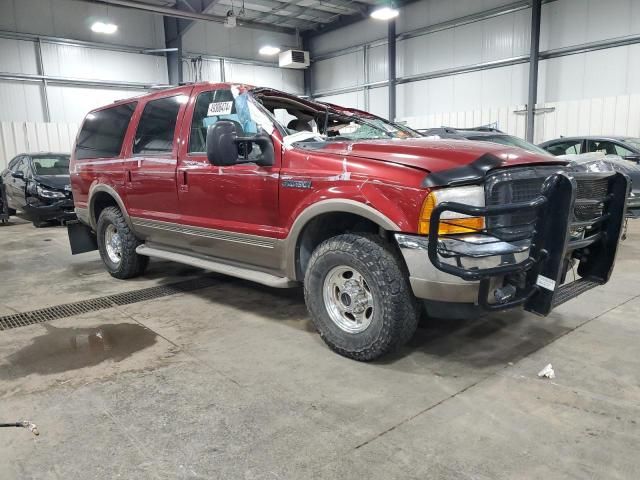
[136,244,297,289]
[552,278,602,308]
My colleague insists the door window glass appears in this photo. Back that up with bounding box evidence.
[76,102,137,160]
[587,140,633,156]
[544,140,582,156]
[133,95,183,154]
[188,87,274,162]
[16,158,30,176]
[8,156,23,171]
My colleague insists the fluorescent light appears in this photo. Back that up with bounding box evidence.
[91,22,118,34]
[370,6,399,20]
[259,45,281,56]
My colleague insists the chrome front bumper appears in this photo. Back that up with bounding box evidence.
[395,233,529,303]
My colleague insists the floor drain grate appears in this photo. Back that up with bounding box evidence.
[0,276,219,331]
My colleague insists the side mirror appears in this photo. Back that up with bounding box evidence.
[206,120,274,167]
[11,171,24,180]
[623,154,640,164]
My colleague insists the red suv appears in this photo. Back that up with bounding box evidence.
[68,83,629,361]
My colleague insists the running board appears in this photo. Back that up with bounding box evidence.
[136,244,297,289]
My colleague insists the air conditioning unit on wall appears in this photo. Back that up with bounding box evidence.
[279,50,310,69]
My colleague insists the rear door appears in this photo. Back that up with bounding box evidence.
[124,89,192,223]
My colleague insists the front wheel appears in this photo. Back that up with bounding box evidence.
[304,233,419,361]
[96,206,148,279]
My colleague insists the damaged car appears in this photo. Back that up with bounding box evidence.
[68,83,629,361]
[1,153,75,227]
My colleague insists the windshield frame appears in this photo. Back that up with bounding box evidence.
[621,138,640,151]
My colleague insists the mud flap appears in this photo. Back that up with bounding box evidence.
[67,221,98,254]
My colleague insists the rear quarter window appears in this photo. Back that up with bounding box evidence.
[75,102,137,160]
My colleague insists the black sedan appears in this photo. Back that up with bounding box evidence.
[1,153,76,227]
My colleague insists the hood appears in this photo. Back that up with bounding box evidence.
[33,174,71,190]
[308,137,565,173]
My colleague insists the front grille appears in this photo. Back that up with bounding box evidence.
[485,167,609,240]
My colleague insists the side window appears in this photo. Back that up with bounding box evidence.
[587,140,633,156]
[188,88,274,162]
[133,96,183,155]
[8,156,23,171]
[545,140,582,156]
[17,158,31,176]
[75,102,136,160]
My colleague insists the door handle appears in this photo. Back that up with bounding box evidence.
[179,170,188,192]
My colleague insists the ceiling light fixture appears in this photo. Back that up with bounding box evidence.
[370,6,399,20]
[91,21,118,34]
[259,45,281,56]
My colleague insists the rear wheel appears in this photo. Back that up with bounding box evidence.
[304,233,419,361]
[96,206,148,279]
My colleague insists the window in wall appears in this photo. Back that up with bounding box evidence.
[75,102,137,160]
[133,96,183,155]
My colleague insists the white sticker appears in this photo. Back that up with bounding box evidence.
[536,275,556,291]
[207,101,233,116]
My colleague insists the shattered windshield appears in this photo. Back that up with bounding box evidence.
[622,138,640,151]
[253,90,419,143]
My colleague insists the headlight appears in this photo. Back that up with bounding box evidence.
[36,185,66,199]
[418,185,485,235]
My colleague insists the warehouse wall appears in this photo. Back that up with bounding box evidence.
[311,0,640,142]
[182,23,304,94]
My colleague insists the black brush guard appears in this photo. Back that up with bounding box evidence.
[427,172,629,315]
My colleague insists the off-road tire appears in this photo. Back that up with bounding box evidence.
[304,233,419,361]
[96,206,148,279]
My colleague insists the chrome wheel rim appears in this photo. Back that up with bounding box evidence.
[104,224,123,264]
[322,265,374,334]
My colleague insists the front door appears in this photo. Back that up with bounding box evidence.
[5,156,29,210]
[176,85,282,270]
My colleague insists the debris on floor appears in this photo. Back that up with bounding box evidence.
[0,420,39,436]
[537,364,556,379]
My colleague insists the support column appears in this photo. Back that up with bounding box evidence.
[526,0,542,142]
[387,18,396,122]
[164,17,188,85]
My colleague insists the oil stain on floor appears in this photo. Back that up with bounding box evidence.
[0,323,157,379]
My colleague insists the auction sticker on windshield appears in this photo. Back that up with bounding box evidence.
[207,101,233,116]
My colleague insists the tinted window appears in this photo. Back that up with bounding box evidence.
[32,155,70,175]
[75,103,136,160]
[544,140,582,156]
[133,96,183,154]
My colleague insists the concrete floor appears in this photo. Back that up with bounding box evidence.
[1,216,639,479]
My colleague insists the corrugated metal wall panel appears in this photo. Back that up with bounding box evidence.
[313,51,365,92]
[0,38,39,75]
[223,62,304,94]
[310,19,386,56]
[541,0,640,51]
[368,87,389,119]
[41,43,168,84]
[46,85,144,124]
[0,120,78,170]
[367,45,388,84]
[183,58,223,83]
[315,91,366,110]
[0,81,46,122]
[0,0,165,48]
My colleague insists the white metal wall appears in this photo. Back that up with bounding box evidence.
[0,121,78,170]
[0,0,165,48]
[310,0,640,135]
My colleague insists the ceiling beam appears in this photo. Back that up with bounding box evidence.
[78,0,296,33]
